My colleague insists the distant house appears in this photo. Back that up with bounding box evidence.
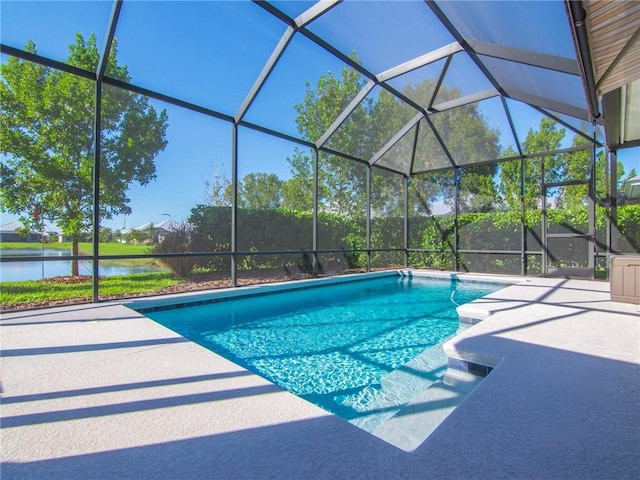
[0,222,48,242]
[624,175,640,203]
[429,201,453,216]
[120,220,179,244]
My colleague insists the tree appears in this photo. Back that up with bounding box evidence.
[498,118,627,211]
[560,135,600,210]
[281,148,314,212]
[289,56,369,218]
[238,172,282,210]
[204,161,232,207]
[1,33,168,275]
[426,99,500,212]
[498,117,566,210]
[99,227,117,243]
[371,168,405,218]
[385,80,500,213]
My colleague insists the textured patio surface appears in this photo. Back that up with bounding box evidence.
[1,274,638,479]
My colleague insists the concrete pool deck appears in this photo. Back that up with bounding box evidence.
[1,274,639,479]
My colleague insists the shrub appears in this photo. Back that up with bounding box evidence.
[153,224,198,277]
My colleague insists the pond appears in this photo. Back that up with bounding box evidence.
[0,249,161,282]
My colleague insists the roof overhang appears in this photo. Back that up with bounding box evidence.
[602,78,640,149]
[583,0,640,149]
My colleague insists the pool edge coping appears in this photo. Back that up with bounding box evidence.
[125,268,525,314]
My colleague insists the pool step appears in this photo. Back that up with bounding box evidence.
[345,342,449,432]
[372,369,483,452]
[374,323,473,405]
[345,325,474,432]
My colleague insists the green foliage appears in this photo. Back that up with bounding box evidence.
[0,33,168,275]
[187,204,373,272]
[342,232,366,269]
[498,118,626,212]
[372,169,404,218]
[281,148,314,212]
[409,204,640,271]
[499,117,565,209]
[238,173,283,209]
[187,204,231,271]
[152,224,197,277]
[417,215,456,270]
[1,272,180,308]
[618,205,640,253]
[458,164,500,213]
[290,55,369,218]
[99,227,116,243]
[204,161,233,207]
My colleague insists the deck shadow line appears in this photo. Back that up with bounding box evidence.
[1,383,283,428]
[1,371,254,404]
[0,337,189,357]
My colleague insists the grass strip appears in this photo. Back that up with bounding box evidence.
[1,242,152,255]
[2,242,160,269]
[1,272,181,308]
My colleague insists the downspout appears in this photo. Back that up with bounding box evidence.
[566,0,601,121]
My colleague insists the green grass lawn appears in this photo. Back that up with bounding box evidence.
[2,241,160,269]
[1,242,181,308]
[0,271,182,308]
[1,241,152,255]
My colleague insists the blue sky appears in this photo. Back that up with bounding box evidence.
[1,0,638,231]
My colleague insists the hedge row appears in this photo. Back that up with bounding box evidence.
[157,204,639,276]
[410,205,640,271]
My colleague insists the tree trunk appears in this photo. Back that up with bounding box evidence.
[71,235,80,276]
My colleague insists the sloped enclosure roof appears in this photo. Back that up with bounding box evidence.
[1,0,638,176]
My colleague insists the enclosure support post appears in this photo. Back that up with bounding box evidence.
[312,147,319,276]
[92,81,102,303]
[404,175,409,268]
[92,0,121,303]
[453,166,459,272]
[588,131,596,279]
[609,149,619,256]
[605,147,611,263]
[520,156,526,276]
[541,158,547,277]
[366,164,371,272]
[231,123,238,287]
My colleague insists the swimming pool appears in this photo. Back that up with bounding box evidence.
[141,274,503,431]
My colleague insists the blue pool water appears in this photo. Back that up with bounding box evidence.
[142,275,502,431]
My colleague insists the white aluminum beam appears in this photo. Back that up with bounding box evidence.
[369,113,423,166]
[295,0,342,28]
[505,88,599,125]
[469,40,580,76]
[430,88,499,113]
[235,26,295,123]
[315,79,375,149]
[375,42,463,83]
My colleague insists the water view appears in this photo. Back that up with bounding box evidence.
[0,249,161,282]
